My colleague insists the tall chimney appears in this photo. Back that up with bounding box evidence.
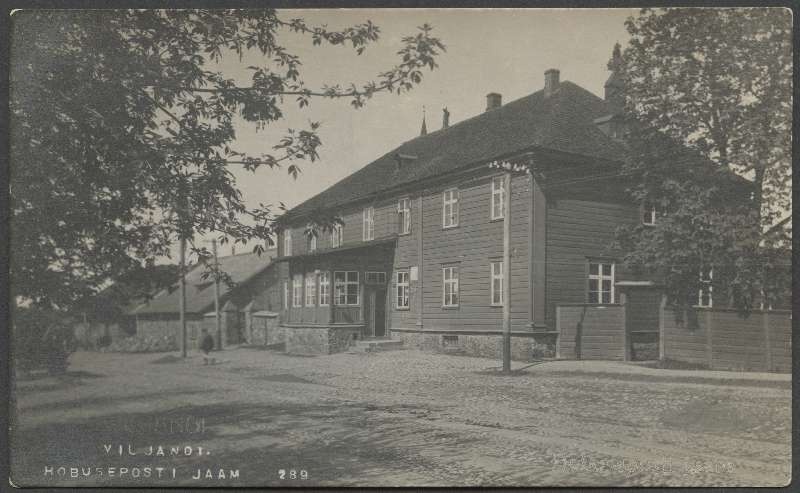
[544,69,560,97]
[486,93,502,112]
[442,107,450,129]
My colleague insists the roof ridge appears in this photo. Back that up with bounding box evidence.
[284,80,621,221]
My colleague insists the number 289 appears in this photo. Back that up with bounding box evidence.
[278,469,308,480]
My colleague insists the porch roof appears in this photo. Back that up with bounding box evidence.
[273,236,397,263]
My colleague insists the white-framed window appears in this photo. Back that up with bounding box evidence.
[398,198,411,235]
[283,230,292,256]
[363,207,375,241]
[283,281,289,309]
[442,266,459,307]
[491,176,506,220]
[365,271,386,285]
[335,271,360,305]
[305,273,316,306]
[309,231,317,251]
[331,223,343,248]
[396,271,410,309]
[292,274,303,307]
[588,262,615,304]
[319,271,330,306]
[642,202,657,226]
[442,188,459,228]
[490,261,504,306]
[698,267,713,308]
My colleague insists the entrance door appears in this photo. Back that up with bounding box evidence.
[366,287,388,338]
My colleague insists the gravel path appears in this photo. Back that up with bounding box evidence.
[10,348,791,487]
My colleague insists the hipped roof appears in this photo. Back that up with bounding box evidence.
[284,81,626,221]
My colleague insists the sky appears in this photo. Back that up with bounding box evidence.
[191,8,639,258]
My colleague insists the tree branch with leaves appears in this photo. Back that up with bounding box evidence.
[10,9,445,309]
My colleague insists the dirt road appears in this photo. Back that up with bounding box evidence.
[10,348,791,487]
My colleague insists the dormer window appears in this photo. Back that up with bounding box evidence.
[642,202,657,226]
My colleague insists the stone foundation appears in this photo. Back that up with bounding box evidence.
[283,324,362,355]
[390,329,556,361]
[248,311,282,346]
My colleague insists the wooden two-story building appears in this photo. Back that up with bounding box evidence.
[269,63,672,358]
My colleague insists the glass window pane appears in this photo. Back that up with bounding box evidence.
[589,263,599,276]
[589,279,598,292]
[588,292,598,304]
[602,264,612,276]
[602,279,612,292]
[602,292,611,304]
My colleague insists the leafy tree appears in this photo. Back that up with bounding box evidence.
[612,8,791,313]
[77,263,179,324]
[11,9,445,310]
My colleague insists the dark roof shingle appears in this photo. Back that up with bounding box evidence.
[286,81,624,219]
[132,251,275,316]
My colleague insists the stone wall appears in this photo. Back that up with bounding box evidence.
[390,329,555,362]
[136,316,205,350]
[283,325,361,355]
[249,312,282,346]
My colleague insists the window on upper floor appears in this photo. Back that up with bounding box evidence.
[308,228,318,252]
[490,261,504,306]
[442,265,460,307]
[588,262,615,304]
[442,188,459,228]
[331,223,343,248]
[491,176,506,220]
[363,207,375,241]
[698,266,713,308]
[642,202,657,226]
[396,271,410,309]
[283,230,292,256]
[398,198,411,235]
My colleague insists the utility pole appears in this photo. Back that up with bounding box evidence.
[179,234,187,358]
[211,238,222,350]
[502,171,512,373]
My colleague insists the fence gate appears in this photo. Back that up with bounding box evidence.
[618,282,662,361]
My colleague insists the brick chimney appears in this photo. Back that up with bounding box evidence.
[486,93,502,112]
[544,69,560,98]
[442,107,450,129]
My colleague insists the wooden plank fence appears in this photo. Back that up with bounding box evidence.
[661,307,791,373]
[556,299,791,373]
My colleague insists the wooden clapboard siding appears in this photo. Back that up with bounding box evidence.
[545,197,639,328]
[396,172,531,332]
[278,199,398,257]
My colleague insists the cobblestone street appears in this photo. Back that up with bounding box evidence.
[11,348,791,487]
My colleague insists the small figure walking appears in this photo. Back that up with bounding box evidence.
[200,328,215,365]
